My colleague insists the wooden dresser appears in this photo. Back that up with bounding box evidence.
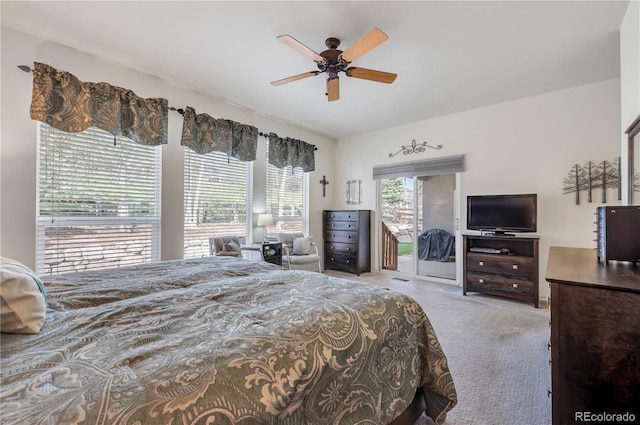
[323,210,371,275]
[463,234,540,307]
[546,246,640,425]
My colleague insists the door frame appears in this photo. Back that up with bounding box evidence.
[375,174,462,286]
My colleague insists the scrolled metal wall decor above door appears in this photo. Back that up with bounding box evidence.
[389,139,442,158]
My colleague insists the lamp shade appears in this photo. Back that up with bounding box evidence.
[257,213,274,226]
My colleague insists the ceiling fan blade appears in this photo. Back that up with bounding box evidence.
[277,35,325,63]
[340,28,389,63]
[271,71,320,86]
[327,78,339,102]
[345,67,397,84]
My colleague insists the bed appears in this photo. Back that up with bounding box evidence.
[1,256,457,425]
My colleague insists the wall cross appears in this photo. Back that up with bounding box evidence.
[319,175,329,197]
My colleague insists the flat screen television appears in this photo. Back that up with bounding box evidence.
[467,194,537,235]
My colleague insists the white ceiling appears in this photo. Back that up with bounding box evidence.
[1,1,630,140]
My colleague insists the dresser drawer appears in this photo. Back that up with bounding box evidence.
[325,220,358,231]
[466,271,534,295]
[325,254,358,273]
[325,211,359,221]
[325,241,357,255]
[466,253,534,276]
[325,230,358,244]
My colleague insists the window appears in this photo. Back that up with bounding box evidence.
[265,141,309,237]
[36,124,162,275]
[183,149,250,258]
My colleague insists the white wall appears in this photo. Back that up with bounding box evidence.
[334,78,621,300]
[0,27,336,268]
[620,0,640,204]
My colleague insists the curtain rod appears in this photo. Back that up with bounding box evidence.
[20,65,317,151]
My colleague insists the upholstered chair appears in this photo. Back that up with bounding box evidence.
[209,236,243,257]
[277,232,322,272]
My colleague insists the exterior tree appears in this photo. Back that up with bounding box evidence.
[381,178,405,220]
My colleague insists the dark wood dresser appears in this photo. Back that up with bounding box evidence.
[323,210,371,275]
[463,234,540,307]
[546,246,640,425]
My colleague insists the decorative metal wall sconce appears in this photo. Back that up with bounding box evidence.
[346,179,362,205]
[561,157,639,205]
[389,139,442,158]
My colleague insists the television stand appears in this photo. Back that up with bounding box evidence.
[463,234,540,307]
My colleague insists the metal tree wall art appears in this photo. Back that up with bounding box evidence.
[562,157,622,204]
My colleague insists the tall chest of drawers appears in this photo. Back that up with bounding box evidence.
[323,210,371,275]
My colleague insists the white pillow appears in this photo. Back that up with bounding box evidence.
[223,240,241,253]
[1,257,47,334]
[292,236,313,255]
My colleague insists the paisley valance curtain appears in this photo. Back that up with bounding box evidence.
[268,133,315,172]
[29,62,168,146]
[180,106,258,161]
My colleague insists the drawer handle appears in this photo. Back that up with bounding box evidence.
[348,224,351,228]
[512,264,519,270]
[512,283,518,288]
[479,278,484,283]
[347,235,351,239]
[346,260,350,263]
[479,261,484,266]
[347,248,351,251]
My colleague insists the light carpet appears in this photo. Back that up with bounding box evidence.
[324,270,551,425]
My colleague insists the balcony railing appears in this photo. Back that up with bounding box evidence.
[382,222,399,270]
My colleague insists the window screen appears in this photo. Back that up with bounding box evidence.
[183,149,250,258]
[265,141,308,237]
[36,124,162,274]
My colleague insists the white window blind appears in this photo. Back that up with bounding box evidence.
[372,155,465,179]
[36,124,162,275]
[265,141,309,237]
[183,149,250,258]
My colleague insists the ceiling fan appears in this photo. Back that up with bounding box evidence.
[271,28,397,102]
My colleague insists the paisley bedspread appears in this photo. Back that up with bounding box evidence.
[1,257,456,425]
